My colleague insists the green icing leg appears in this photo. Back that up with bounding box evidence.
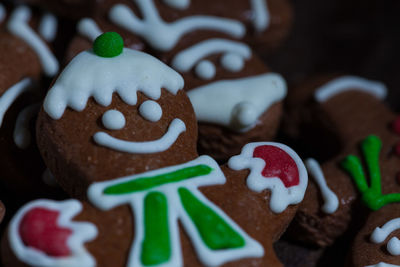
[178,187,245,250]
[141,192,170,266]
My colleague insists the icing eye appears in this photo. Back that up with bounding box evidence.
[195,60,216,80]
[139,100,162,122]
[221,53,245,72]
[102,109,126,130]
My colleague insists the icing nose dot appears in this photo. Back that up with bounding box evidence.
[139,100,162,122]
[102,109,126,130]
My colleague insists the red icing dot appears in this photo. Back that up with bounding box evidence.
[253,145,300,188]
[19,208,72,257]
[392,116,400,135]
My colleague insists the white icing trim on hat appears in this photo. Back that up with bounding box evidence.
[109,0,246,52]
[371,218,400,256]
[7,6,59,76]
[187,73,286,131]
[77,18,102,42]
[314,76,387,102]
[0,4,5,24]
[163,0,190,9]
[9,199,97,267]
[250,0,270,32]
[171,38,251,73]
[93,118,186,154]
[13,103,40,149]
[305,158,339,214]
[228,142,308,213]
[44,48,184,119]
[0,78,33,128]
[38,12,57,42]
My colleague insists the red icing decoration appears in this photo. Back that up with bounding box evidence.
[19,207,72,257]
[253,145,300,188]
[392,116,400,135]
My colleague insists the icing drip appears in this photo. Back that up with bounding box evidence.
[187,73,286,131]
[14,103,40,149]
[305,158,339,214]
[163,0,190,9]
[88,156,263,267]
[109,0,246,52]
[194,60,216,80]
[0,78,33,128]
[315,76,387,102]
[371,218,400,256]
[0,4,5,24]
[38,13,57,42]
[7,6,59,76]
[77,18,102,42]
[44,48,184,120]
[102,109,126,130]
[139,100,162,122]
[228,142,308,213]
[93,118,186,154]
[171,39,251,73]
[9,199,97,267]
[250,0,270,32]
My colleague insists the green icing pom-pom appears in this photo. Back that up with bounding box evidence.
[93,32,124,58]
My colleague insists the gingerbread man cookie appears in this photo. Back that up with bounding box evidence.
[3,33,308,267]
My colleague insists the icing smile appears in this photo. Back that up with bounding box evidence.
[93,118,186,154]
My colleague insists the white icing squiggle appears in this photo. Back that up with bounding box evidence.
[9,199,97,267]
[163,0,190,9]
[315,76,387,102]
[38,13,57,42]
[44,48,184,120]
[187,73,286,131]
[109,0,246,52]
[172,39,251,73]
[250,0,270,32]
[0,4,5,24]
[371,218,400,256]
[366,263,400,267]
[77,18,102,42]
[0,78,33,128]
[93,118,186,154]
[305,158,339,214]
[7,6,59,76]
[14,103,40,149]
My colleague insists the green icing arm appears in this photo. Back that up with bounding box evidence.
[104,165,213,195]
[141,192,170,266]
[361,135,382,194]
[341,155,368,193]
[178,187,245,250]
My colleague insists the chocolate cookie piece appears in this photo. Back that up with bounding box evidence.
[283,75,399,247]
[6,33,309,267]
[0,6,64,206]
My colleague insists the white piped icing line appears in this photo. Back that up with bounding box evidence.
[38,13,58,42]
[314,76,387,102]
[94,118,186,154]
[0,4,5,24]
[371,218,400,256]
[228,142,308,213]
[102,109,126,130]
[9,199,97,267]
[139,100,162,122]
[250,0,270,32]
[187,73,287,131]
[77,18,103,42]
[171,39,251,73]
[109,0,246,52]
[88,156,264,267]
[305,158,339,214]
[366,263,400,267]
[44,48,184,120]
[14,103,40,149]
[0,78,33,128]
[163,0,190,9]
[7,6,59,77]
